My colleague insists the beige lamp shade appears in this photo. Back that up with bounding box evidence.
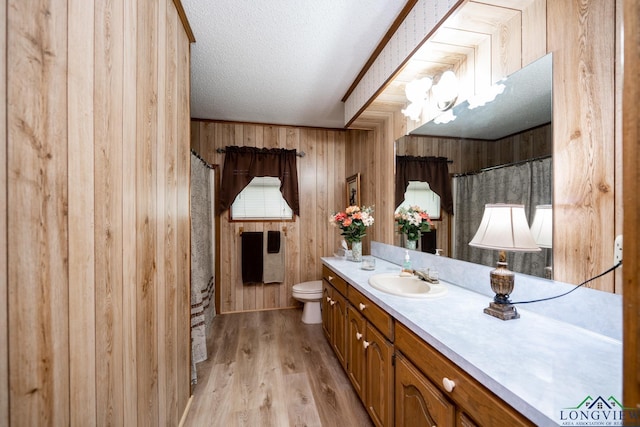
[529,204,553,248]
[469,204,541,252]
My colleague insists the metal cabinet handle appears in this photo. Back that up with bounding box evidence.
[326,296,332,302]
[356,332,362,340]
[363,340,370,349]
[330,300,336,306]
[328,275,334,281]
[359,303,366,311]
[442,377,455,393]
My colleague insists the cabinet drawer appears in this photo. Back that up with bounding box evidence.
[323,265,347,296]
[395,322,534,427]
[348,286,394,341]
[395,352,454,427]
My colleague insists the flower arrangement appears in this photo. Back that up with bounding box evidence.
[395,205,433,242]
[329,205,375,243]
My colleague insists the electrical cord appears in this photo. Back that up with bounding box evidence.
[510,260,623,305]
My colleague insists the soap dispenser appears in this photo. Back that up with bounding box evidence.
[401,250,413,276]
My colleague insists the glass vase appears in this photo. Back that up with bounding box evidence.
[350,241,363,262]
[405,239,417,250]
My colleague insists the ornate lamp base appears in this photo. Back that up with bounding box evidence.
[484,252,520,321]
[484,301,519,320]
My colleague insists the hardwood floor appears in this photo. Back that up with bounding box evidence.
[183,308,374,427]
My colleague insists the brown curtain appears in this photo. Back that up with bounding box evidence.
[395,155,453,214]
[218,146,300,215]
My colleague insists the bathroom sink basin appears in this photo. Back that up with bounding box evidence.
[368,273,448,299]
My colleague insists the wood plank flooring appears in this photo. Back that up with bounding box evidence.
[183,308,374,427]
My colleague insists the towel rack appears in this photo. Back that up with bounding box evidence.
[239,226,287,236]
[216,147,305,157]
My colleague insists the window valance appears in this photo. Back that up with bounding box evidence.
[395,155,453,215]
[219,146,300,216]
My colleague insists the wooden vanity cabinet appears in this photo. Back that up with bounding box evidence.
[322,267,348,370]
[347,286,394,427]
[322,265,533,427]
[346,305,366,400]
[395,322,534,427]
[364,321,394,427]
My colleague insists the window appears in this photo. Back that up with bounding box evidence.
[230,176,293,220]
[395,181,441,219]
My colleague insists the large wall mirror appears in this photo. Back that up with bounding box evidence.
[395,53,553,279]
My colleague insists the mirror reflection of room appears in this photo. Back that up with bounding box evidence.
[394,55,553,278]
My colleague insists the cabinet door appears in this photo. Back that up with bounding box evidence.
[365,322,394,427]
[395,353,455,427]
[346,306,366,400]
[321,280,332,340]
[332,290,348,369]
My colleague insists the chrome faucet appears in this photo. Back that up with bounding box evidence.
[413,269,439,284]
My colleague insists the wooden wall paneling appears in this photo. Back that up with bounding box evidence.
[157,0,168,421]
[283,127,300,308]
[365,128,377,237]
[242,125,257,311]
[176,18,192,411]
[190,121,200,151]
[496,10,522,80]
[300,129,320,281]
[136,0,159,423]
[374,122,393,247]
[327,128,345,261]
[95,0,126,423]
[315,129,330,276]
[261,127,276,309]
[548,0,615,291]
[163,5,181,422]
[157,0,172,423]
[614,0,624,295]
[521,0,547,67]
[69,0,97,425]
[4,0,192,424]
[262,127,277,308]
[8,0,70,424]
[122,0,139,423]
[264,127,283,308]
[0,0,6,421]
[623,0,640,411]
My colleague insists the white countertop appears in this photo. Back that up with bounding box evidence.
[322,256,622,427]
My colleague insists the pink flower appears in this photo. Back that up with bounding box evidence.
[345,206,360,214]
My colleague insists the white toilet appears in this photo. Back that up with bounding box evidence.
[292,280,323,324]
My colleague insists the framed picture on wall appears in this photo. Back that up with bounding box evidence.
[346,173,361,207]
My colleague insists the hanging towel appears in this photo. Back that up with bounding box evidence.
[267,230,281,253]
[263,231,285,283]
[242,232,263,284]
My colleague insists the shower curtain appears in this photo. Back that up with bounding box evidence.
[190,152,216,384]
[453,157,552,277]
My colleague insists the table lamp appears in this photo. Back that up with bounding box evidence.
[530,204,553,279]
[469,204,541,320]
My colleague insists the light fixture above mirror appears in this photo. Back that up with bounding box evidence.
[401,71,459,121]
[410,54,552,140]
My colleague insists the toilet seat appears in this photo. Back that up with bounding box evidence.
[293,280,322,295]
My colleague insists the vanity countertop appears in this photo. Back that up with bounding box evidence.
[321,256,622,427]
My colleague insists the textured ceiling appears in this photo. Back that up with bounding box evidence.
[182,0,407,129]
